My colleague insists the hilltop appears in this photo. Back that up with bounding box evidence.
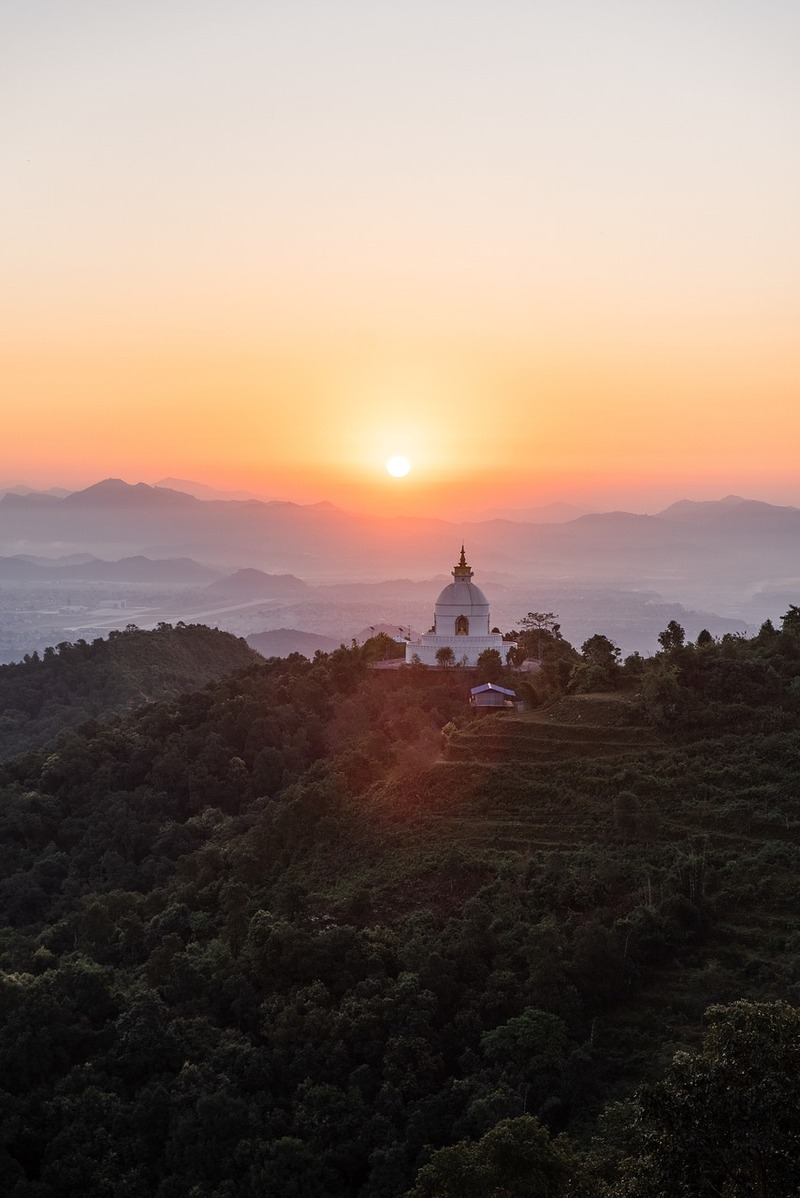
[1,619,800,1193]
[247,626,340,658]
[205,568,308,598]
[0,622,261,758]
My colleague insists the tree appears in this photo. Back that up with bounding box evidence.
[571,635,621,692]
[640,664,685,727]
[518,612,561,664]
[620,1000,800,1197]
[475,648,504,682]
[657,620,686,654]
[623,651,646,677]
[781,605,800,637]
[581,635,621,670]
[405,1116,574,1198]
[362,632,404,662]
[435,646,456,668]
[481,1008,570,1115]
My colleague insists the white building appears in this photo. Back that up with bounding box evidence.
[405,547,513,667]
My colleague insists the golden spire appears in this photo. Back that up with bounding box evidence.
[453,545,473,581]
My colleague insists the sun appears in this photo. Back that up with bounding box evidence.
[386,455,411,478]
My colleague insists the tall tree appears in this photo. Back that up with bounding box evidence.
[781,605,800,637]
[518,612,561,663]
[620,1000,800,1197]
[571,634,621,691]
[657,621,686,654]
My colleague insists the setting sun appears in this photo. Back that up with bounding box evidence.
[386,455,411,478]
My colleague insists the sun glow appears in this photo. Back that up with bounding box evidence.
[386,455,411,478]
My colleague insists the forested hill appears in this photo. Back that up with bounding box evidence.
[2,625,800,1195]
[0,623,261,759]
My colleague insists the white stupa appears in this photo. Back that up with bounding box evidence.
[405,547,512,667]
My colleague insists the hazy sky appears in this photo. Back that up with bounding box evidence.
[4,1,799,514]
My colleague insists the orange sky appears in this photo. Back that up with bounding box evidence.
[4,2,800,517]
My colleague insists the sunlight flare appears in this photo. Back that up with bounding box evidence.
[386,455,411,478]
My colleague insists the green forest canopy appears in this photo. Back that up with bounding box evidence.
[1,615,800,1194]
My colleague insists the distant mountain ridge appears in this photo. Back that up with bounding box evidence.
[61,478,197,507]
[657,495,751,519]
[0,554,221,584]
[155,477,276,503]
[468,501,593,523]
[247,628,340,658]
[0,484,71,499]
[205,568,308,598]
[2,481,800,617]
[657,495,800,522]
[0,491,60,508]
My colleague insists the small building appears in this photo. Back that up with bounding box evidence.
[470,682,518,709]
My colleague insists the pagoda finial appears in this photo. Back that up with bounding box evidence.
[453,544,473,582]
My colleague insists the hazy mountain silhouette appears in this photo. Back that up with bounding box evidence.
[59,556,221,583]
[0,491,60,508]
[0,556,54,580]
[62,479,197,507]
[0,484,72,499]
[467,501,593,523]
[247,628,340,658]
[657,495,751,519]
[0,554,220,584]
[12,552,96,566]
[205,569,309,598]
[155,477,274,502]
[657,496,800,528]
[2,480,799,619]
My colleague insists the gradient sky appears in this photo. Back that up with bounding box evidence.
[4,1,799,516]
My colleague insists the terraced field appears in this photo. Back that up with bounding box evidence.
[444,707,660,764]
[320,702,800,1082]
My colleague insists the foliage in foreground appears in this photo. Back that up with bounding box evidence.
[596,1001,800,1198]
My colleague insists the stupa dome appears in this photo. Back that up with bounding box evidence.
[434,579,490,616]
[433,547,490,637]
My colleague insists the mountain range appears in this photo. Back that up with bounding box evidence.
[0,553,221,584]
[1,480,798,617]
